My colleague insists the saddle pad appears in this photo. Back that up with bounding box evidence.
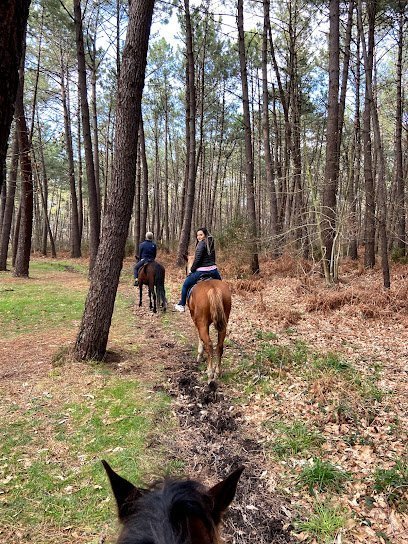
[187,276,213,300]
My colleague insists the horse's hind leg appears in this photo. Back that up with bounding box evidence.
[139,286,143,307]
[197,322,214,381]
[215,327,227,379]
[148,287,153,310]
[197,338,205,363]
[152,287,157,313]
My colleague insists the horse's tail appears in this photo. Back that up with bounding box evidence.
[208,287,227,331]
[154,263,167,310]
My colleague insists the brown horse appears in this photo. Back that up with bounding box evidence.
[186,257,232,381]
[138,261,167,313]
[102,460,243,544]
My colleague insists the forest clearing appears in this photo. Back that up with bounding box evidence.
[0,254,407,543]
[1,0,408,542]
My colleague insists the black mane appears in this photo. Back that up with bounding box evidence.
[118,478,216,544]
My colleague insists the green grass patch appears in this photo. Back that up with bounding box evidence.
[255,329,278,341]
[0,375,175,531]
[374,458,408,511]
[298,502,346,543]
[266,421,324,458]
[298,458,350,494]
[0,281,86,337]
[29,260,88,274]
[313,352,351,373]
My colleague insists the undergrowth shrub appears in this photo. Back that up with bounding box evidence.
[266,421,324,458]
[374,458,408,511]
[298,458,350,494]
[299,502,346,542]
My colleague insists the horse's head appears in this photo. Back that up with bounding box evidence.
[103,460,243,544]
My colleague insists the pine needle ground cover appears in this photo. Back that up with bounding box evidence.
[1,255,407,543]
[225,256,408,543]
[0,260,176,543]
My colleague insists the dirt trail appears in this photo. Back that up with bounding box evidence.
[124,284,294,544]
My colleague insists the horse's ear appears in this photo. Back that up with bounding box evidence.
[208,466,244,523]
[102,460,144,520]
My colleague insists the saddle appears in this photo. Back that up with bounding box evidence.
[140,260,154,273]
[187,276,213,300]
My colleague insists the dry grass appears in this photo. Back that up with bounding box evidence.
[229,278,266,294]
[305,279,408,318]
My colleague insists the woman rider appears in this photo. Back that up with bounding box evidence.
[174,227,222,312]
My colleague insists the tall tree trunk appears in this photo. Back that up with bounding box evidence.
[139,115,148,243]
[77,97,84,241]
[0,129,18,270]
[73,0,100,271]
[0,0,31,194]
[394,3,405,253]
[208,83,226,230]
[0,178,6,229]
[14,46,33,277]
[237,0,259,274]
[163,78,170,250]
[357,0,390,287]
[153,114,161,241]
[36,120,57,257]
[262,0,278,256]
[176,0,197,266]
[74,0,155,361]
[61,48,81,257]
[134,138,141,250]
[322,0,340,282]
[89,37,101,214]
[32,144,57,258]
[360,0,376,268]
[348,28,361,260]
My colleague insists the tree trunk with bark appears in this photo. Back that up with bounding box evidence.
[360,0,376,268]
[0,130,18,270]
[322,0,340,282]
[237,0,259,274]
[74,0,155,360]
[262,0,279,256]
[73,0,100,271]
[358,0,390,287]
[61,48,81,257]
[0,0,31,194]
[394,2,405,253]
[139,115,148,243]
[176,0,197,266]
[14,48,34,277]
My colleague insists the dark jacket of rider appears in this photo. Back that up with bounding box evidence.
[137,240,157,262]
[190,237,216,272]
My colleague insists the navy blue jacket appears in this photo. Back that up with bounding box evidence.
[137,240,157,262]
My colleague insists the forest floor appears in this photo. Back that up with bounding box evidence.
[0,253,407,543]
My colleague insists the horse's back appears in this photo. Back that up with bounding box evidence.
[190,279,231,320]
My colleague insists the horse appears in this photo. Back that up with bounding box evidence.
[186,256,232,381]
[102,460,244,544]
[138,261,167,313]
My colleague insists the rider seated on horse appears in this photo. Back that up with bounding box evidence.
[134,232,157,286]
[174,227,221,312]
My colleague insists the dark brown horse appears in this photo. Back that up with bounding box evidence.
[138,261,167,313]
[186,257,232,381]
[102,460,243,544]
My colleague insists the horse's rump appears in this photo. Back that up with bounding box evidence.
[207,287,227,331]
